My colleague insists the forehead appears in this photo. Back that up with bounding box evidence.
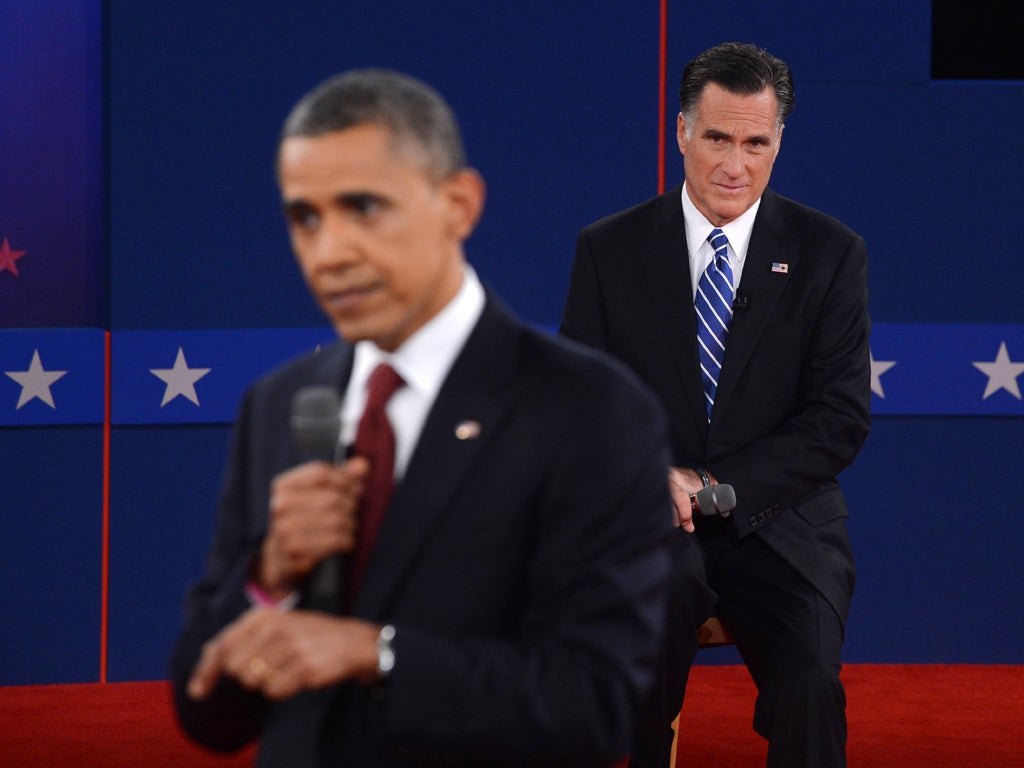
[694,83,779,133]
[277,124,430,192]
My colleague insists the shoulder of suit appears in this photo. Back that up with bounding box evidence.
[246,338,350,398]
[516,325,667,417]
[761,187,862,242]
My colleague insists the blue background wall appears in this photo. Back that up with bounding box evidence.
[1,0,1021,685]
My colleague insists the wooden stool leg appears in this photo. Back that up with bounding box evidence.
[670,618,735,764]
[669,713,680,767]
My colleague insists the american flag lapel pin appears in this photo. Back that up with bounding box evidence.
[454,420,481,440]
[771,262,789,274]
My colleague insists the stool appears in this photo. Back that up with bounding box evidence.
[696,616,732,647]
[668,617,734,766]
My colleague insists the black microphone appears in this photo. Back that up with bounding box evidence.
[733,291,750,312]
[290,386,344,613]
[689,484,737,518]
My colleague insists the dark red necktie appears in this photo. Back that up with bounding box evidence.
[348,363,405,599]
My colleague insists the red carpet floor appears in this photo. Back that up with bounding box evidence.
[1,664,1021,767]
[674,664,1024,768]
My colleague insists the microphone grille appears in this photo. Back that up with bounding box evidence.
[290,386,341,459]
[712,484,737,512]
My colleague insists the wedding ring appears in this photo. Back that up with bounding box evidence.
[248,656,270,680]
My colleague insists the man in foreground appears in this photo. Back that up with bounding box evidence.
[171,68,691,767]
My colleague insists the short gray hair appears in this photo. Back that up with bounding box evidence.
[280,69,466,179]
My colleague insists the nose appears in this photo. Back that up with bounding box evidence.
[308,214,361,271]
[721,145,744,177]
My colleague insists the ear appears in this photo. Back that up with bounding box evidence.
[773,123,784,161]
[441,168,486,241]
[676,112,688,156]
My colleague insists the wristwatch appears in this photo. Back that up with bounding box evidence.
[377,624,396,679]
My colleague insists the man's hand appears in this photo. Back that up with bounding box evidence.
[256,456,370,598]
[668,466,715,532]
[187,608,381,701]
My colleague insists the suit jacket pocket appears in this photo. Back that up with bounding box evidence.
[791,487,848,526]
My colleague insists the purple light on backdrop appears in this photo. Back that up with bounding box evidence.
[0,1,105,328]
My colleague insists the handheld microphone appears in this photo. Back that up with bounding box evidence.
[289,386,344,613]
[689,483,736,518]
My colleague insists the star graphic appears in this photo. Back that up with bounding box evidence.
[972,341,1024,400]
[870,349,896,398]
[4,349,68,409]
[0,237,27,277]
[150,347,211,406]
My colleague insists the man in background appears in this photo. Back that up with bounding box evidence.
[171,68,694,767]
[561,42,871,768]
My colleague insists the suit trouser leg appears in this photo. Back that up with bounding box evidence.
[700,528,848,768]
[630,529,714,768]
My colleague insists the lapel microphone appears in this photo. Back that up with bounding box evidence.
[733,291,751,312]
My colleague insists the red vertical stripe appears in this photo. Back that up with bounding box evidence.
[658,0,668,194]
[100,330,111,683]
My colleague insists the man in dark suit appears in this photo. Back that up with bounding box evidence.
[560,43,871,768]
[170,69,691,767]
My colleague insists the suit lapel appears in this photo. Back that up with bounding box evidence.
[714,189,799,417]
[351,295,517,618]
[638,186,710,438]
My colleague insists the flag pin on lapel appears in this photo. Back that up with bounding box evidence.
[771,262,789,274]
[455,420,481,440]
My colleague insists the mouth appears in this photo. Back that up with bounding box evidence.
[714,182,747,195]
[319,282,382,314]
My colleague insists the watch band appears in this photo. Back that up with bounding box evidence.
[377,624,396,679]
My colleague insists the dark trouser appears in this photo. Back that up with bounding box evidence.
[630,529,715,768]
[699,524,848,768]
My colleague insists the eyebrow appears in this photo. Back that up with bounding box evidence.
[281,191,390,214]
[281,197,310,214]
[703,127,773,144]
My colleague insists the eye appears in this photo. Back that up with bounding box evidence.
[284,203,320,233]
[341,193,385,218]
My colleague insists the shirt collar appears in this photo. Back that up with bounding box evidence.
[350,264,485,401]
[680,181,761,262]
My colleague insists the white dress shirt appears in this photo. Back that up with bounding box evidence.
[340,264,486,480]
[681,182,761,300]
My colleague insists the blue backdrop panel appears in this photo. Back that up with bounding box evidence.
[0,427,103,684]
[3,0,1022,686]
[107,0,659,331]
[0,329,106,426]
[107,425,229,681]
[665,0,931,87]
[112,328,333,424]
[841,416,1024,663]
[780,82,1024,323]
[0,1,105,328]
[870,324,1024,415]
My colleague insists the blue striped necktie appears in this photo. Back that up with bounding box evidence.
[695,228,734,421]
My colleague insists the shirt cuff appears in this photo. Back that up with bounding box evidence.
[245,579,300,610]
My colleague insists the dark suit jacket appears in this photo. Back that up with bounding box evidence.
[560,185,871,624]
[171,292,675,767]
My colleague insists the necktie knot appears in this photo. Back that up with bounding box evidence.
[707,228,730,266]
[364,363,405,411]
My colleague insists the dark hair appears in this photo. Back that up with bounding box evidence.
[280,69,466,179]
[678,42,794,130]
